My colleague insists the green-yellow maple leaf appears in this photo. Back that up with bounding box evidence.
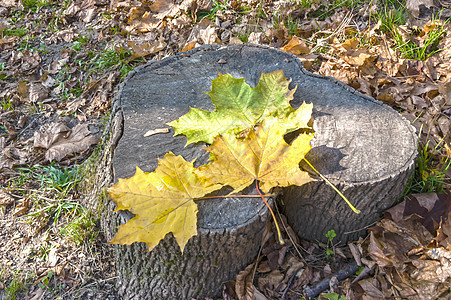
[108,152,221,253]
[168,70,306,145]
[196,117,315,194]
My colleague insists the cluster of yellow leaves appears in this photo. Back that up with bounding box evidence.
[109,71,314,252]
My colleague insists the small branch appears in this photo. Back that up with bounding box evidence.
[281,268,302,299]
[304,262,359,299]
[199,193,274,200]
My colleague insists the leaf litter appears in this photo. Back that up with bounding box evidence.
[0,0,450,298]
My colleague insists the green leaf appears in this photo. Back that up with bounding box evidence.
[168,70,300,145]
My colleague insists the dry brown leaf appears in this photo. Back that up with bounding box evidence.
[355,278,385,299]
[406,0,435,18]
[128,37,167,57]
[150,0,194,20]
[292,265,313,289]
[29,83,49,103]
[385,193,451,234]
[0,136,5,151]
[368,231,393,268]
[343,50,373,67]
[33,122,98,162]
[0,189,14,206]
[282,256,304,279]
[348,242,362,266]
[33,122,71,149]
[13,197,30,216]
[281,37,310,56]
[258,269,285,292]
[30,211,50,237]
[199,25,218,44]
[235,263,256,300]
[17,81,29,98]
[340,38,359,52]
[229,36,243,45]
[181,40,197,52]
[0,35,17,50]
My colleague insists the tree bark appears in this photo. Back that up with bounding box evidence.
[80,44,417,299]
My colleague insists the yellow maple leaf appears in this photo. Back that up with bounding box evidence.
[196,117,315,194]
[108,152,221,252]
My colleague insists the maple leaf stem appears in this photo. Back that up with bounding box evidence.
[303,159,361,214]
[256,180,285,245]
[199,194,275,200]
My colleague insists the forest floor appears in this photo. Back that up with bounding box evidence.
[0,0,450,299]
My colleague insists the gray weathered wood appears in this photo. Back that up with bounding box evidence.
[80,44,417,299]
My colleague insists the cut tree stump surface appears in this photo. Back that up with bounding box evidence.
[102,44,417,299]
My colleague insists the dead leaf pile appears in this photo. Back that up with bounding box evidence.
[350,192,451,299]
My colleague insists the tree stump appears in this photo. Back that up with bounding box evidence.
[80,44,417,299]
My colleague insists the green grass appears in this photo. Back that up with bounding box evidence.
[4,271,25,300]
[405,139,450,195]
[37,165,81,194]
[391,21,447,60]
[2,26,29,37]
[325,229,336,258]
[72,35,89,52]
[22,0,54,12]
[321,293,346,300]
[11,164,81,197]
[285,15,301,36]
[197,0,229,21]
[0,97,14,111]
[331,0,362,9]
[60,211,98,246]
[30,245,53,262]
[88,48,134,77]
[376,5,406,33]
[300,0,313,8]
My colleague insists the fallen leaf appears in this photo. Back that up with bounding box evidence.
[0,36,17,50]
[258,269,285,292]
[199,25,218,44]
[406,0,435,18]
[143,128,170,137]
[0,189,14,206]
[33,122,70,149]
[197,117,314,193]
[33,122,99,162]
[181,40,197,52]
[168,70,309,145]
[128,37,167,57]
[29,83,49,103]
[355,278,386,298]
[109,152,221,252]
[47,247,59,267]
[17,81,29,98]
[150,0,194,20]
[282,37,310,56]
[13,197,30,216]
[235,263,256,300]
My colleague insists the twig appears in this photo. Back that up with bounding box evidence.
[343,221,378,235]
[281,268,302,300]
[304,262,359,299]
